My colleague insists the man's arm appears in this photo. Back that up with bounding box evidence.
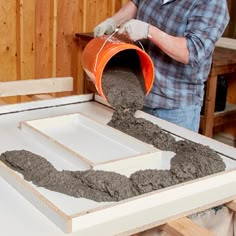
[118,0,229,66]
[149,26,189,64]
[113,1,138,27]
[93,1,137,37]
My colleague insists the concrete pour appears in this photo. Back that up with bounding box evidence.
[0,54,226,202]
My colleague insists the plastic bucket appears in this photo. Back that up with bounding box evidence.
[82,35,154,100]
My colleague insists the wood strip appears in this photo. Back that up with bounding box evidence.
[0,0,17,104]
[20,0,35,81]
[0,77,73,97]
[76,1,85,94]
[56,0,78,76]
[51,0,58,78]
[0,0,17,82]
[56,0,79,96]
[16,0,21,83]
[19,0,36,103]
[107,0,115,16]
[35,0,51,78]
[27,94,54,101]
[160,217,213,236]
[115,0,122,12]
[0,99,7,105]
[226,200,236,211]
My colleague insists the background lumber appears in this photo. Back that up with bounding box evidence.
[160,217,214,236]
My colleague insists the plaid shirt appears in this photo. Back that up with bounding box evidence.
[132,0,229,109]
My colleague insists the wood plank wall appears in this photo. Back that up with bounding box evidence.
[0,0,234,98]
[0,0,128,103]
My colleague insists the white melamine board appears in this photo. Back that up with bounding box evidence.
[20,113,157,166]
[2,151,236,234]
[0,160,110,216]
[70,169,236,234]
[1,95,236,235]
[0,94,94,114]
[94,151,174,177]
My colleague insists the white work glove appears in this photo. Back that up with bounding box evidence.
[93,18,117,37]
[118,19,150,41]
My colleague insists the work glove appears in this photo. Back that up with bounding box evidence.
[93,18,117,37]
[118,19,150,41]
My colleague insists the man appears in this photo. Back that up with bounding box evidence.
[94,0,229,132]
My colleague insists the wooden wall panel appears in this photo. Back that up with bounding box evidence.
[56,0,79,75]
[84,0,112,31]
[19,0,35,81]
[0,1,17,103]
[0,0,234,100]
[0,1,17,82]
[0,0,129,98]
[76,2,85,93]
[35,0,53,78]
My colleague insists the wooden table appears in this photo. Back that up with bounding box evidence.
[76,33,236,138]
[1,95,236,235]
[200,47,236,137]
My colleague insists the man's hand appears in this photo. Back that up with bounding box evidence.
[93,18,117,37]
[118,19,150,41]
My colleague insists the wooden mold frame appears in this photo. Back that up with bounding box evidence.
[20,112,158,170]
[1,157,236,234]
[0,111,235,234]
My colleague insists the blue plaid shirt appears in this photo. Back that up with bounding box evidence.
[132,0,229,109]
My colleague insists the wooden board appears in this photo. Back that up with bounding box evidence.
[0,77,73,97]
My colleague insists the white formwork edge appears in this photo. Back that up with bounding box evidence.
[0,94,236,235]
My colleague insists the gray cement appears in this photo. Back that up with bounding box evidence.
[0,150,139,202]
[0,54,226,202]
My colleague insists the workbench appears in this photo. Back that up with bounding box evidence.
[1,95,236,235]
[76,33,236,138]
[200,46,236,138]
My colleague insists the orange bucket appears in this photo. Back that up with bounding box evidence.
[82,35,154,100]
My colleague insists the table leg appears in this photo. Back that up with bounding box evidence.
[202,75,218,138]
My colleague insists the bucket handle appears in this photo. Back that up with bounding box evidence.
[94,29,146,72]
[94,29,119,72]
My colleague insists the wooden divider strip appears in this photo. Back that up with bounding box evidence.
[0,77,73,97]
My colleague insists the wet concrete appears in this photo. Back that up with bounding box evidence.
[102,60,226,194]
[0,58,226,202]
[0,150,139,202]
[108,108,176,151]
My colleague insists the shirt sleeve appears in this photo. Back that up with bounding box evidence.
[185,0,229,66]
